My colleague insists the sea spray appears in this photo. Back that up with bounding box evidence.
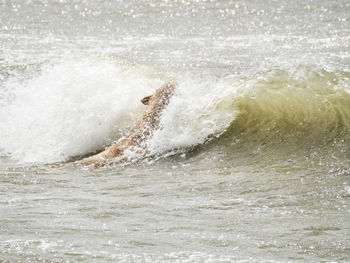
[0,59,163,163]
[147,76,242,155]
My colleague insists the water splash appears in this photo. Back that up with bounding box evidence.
[0,59,163,163]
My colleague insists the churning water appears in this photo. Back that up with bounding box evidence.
[0,0,350,262]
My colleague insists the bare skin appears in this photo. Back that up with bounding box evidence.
[71,82,176,167]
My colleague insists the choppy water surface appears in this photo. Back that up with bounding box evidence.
[1,0,350,262]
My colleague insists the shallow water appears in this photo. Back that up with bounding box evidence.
[1,0,350,262]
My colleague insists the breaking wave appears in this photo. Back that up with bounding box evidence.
[0,59,349,164]
[149,66,350,155]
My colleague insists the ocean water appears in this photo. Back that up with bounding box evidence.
[1,0,350,262]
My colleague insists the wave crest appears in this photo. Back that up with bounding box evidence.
[149,66,350,158]
[1,62,349,164]
[230,67,350,140]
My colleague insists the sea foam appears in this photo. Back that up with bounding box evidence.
[0,59,162,163]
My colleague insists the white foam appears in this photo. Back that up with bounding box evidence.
[147,75,241,155]
[0,59,163,163]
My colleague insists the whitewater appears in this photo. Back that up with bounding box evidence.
[1,0,349,262]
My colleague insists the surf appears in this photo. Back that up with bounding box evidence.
[0,59,349,165]
[149,66,350,156]
[0,59,164,163]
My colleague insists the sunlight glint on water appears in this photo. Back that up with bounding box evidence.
[0,0,349,262]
